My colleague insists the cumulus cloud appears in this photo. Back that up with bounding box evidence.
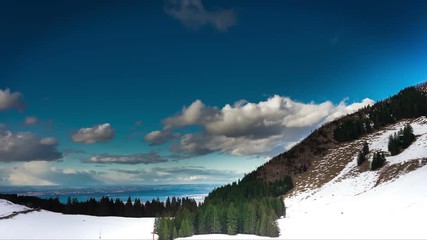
[165,0,236,31]
[72,123,115,144]
[0,88,25,111]
[147,95,374,158]
[84,151,168,165]
[3,161,99,186]
[144,130,180,146]
[24,116,38,125]
[0,126,62,162]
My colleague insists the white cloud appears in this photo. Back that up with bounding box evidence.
[0,126,62,162]
[84,151,168,165]
[164,100,220,129]
[25,116,38,125]
[0,88,25,111]
[71,123,115,144]
[147,95,374,158]
[144,130,180,145]
[165,0,236,31]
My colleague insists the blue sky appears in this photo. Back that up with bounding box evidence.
[1,0,427,186]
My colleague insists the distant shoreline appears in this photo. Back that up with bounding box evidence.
[0,184,218,204]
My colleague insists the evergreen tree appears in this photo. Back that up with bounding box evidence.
[265,210,280,237]
[197,211,206,234]
[226,203,238,235]
[257,210,267,236]
[243,203,257,234]
[401,124,415,149]
[371,152,386,171]
[388,134,400,156]
[125,196,133,217]
[157,217,171,240]
[178,215,193,237]
[205,205,221,234]
[272,197,285,217]
[172,226,178,240]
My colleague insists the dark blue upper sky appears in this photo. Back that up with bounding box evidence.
[1,0,427,186]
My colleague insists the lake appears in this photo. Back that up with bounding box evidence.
[0,184,219,203]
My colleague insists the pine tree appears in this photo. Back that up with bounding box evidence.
[178,215,193,237]
[257,210,267,236]
[226,203,238,235]
[157,217,171,240]
[125,196,133,217]
[172,226,178,240]
[401,124,415,149]
[265,210,280,237]
[388,133,400,156]
[243,203,256,234]
[197,211,206,234]
[371,152,386,171]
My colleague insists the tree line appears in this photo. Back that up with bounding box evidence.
[334,87,427,142]
[155,173,292,239]
[0,193,197,217]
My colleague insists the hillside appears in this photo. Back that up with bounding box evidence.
[252,84,427,186]
[277,116,427,239]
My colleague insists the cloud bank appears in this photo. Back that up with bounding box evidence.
[165,0,236,31]
[0,88,25,111]
[146,95,374,158]
[72,123,115,144]
[0,162,239,186]
[0,126,62,162]
[96,166,240,185]
[0,161,99,186]
[84,152,168,165]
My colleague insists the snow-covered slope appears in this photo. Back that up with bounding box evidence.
[0,201,155,239]
[0,199,28,218]
[279,163,427,239]
[277,117,427,239]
